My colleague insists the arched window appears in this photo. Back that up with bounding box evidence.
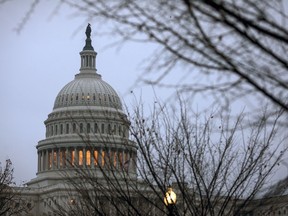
[73,123,76,133]
[60,124,63,134]
[108,124,111,134]
[80,123,83,133]
[79,150,83,166]
[48,151,52,170]
[94,123,98,133]
[94,150,98,166]
[71,150,75,166]
[66,124,69,134]
[86,150,91,166]
[87,123,90,133]
[101,150,105,167]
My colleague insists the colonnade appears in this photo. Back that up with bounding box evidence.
[37,147,136,173]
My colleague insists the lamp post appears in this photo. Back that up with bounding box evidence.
[164,187,177,216]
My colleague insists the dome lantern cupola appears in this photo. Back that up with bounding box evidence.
[80,23,97,73]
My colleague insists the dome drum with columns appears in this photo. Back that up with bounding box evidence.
[28,24,137,187]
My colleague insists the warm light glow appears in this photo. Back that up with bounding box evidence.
[53,152,57,166]
[102,151,105,166]
[79,150,83,166]
[48,152,52,169]
[164,187,177,206]
[86,150,91,166]
[94,150,98,166]
[119,152,123,167]
[113,151,117,168]
[71,150,75,166]
[59,151,63,167]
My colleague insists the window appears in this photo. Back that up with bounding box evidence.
[73,123,76,133]
[59,151,63,167]
[55,125,58,135]
[94,150,98,166]
[53,151,57,167]
[108,124,111,134]
[66,124,69,134]
[87,123,90,133]
[87,93,90,100]
[51,126,53,136]
[60,124,63,134]
[94,123,98,133]
[118,152,123,167]
[86,150,91,166]
[101,124,104,134]
[80,123,83,133]
[79,150,83,166]
[101,151,105,167]
[48,152,52,169]
[113,151,117,168]
[71,150,75,166]
[93,94,96,101]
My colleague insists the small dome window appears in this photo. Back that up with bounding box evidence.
[94,123,98,133]
[73,123,76,133]
[87,123,90,133]
[66,124,69,134]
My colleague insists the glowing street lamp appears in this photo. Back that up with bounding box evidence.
[164,187,177,216]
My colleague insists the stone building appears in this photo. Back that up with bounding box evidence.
[9,24,138,216]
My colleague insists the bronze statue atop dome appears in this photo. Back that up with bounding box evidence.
[85,23,91,39]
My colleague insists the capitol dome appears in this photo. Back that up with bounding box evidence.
[53,73,122,110]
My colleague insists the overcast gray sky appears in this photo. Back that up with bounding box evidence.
[0,0,160,183]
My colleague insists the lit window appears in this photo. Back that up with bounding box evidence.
[59,151,63,167]
[79,150,83,166]
[102,151,105,167]
[48,152,52,169]
[86,150,91,166]
[53,151,57,167]
[71,150,75,166]
[87,93,90,100]
[94,150,98,166]
[118,152,123,167]
[113,151,117,168]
